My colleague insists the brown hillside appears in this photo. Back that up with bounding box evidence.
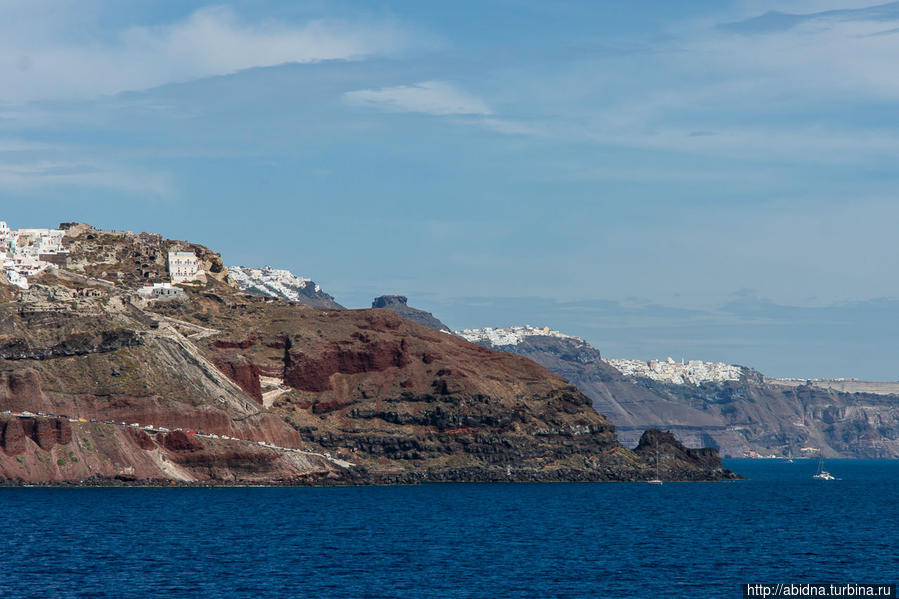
[0,226,736,484]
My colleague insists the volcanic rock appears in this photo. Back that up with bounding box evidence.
[0,225,733,484]
[128,428,156,451]
[1,419,26,455]
[371,295,451,332]
[211,352,263,402]
[161,431,204,452]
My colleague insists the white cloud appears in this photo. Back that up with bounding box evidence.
[0,5,410,102]
[343,81,492,115]
[696,18,899,100]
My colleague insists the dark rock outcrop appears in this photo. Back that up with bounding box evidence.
[634,429,730,480]
[54,418,73,446]
[0,330,143,361]
[16,417,72,450]
[1,419,26,455]
[128,428,156,451]
[161,431,204,452]
[372,296,451,332]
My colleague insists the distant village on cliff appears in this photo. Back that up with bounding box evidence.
[1,220,202,300]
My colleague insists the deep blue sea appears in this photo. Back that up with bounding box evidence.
[1,459,897,598]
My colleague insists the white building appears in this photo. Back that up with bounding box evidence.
[167,251,202,284]
[137,282,185,299]
[1,251,28,289]
[14,228,65,256]
[0,222,67,290]
[2,250,49,290]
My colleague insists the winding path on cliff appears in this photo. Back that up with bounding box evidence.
[3,410,356,471]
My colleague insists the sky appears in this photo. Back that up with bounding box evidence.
[2,0,899,379]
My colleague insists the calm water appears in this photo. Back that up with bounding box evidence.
[1,459,897,598]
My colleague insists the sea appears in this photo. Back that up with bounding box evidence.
[1,459,897,598]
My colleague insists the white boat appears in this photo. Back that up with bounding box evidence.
[813,457,835,480]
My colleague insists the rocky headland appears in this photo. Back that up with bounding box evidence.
[371,295,452,332]
[0,224,735,485]
[463,326,899,459]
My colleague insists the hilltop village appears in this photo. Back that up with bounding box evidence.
[605,358,745,385]
[0,220,202,296]
[457,325,744,386]
[0,221,67,289]
[458,325,584,347]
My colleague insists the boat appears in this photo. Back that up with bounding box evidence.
[647,440,663,485]
[812,457,835,480]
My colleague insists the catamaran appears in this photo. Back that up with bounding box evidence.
[812,457,835,480]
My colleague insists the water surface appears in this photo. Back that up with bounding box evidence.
[2,459,896,598]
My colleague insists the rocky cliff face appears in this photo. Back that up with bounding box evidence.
[371,296,451,332]
[467,328,899,459]
[228,266,343,309]
[0,226,734,484]
[175,296,732,482]
[629,377,899,459]
[0,287,341,484]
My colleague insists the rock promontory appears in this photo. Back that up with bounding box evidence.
[371,295,452,333]
[0,225,736,484]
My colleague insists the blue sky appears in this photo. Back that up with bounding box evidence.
[2,0,899,379]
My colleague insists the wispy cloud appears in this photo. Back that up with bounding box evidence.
[722,1,899,34]
[0,5,411,102]
[0,139,53,152]
[437,2,899,166]
[0,160,173,197]
[343,81,492,115]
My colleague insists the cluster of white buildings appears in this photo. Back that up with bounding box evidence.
[457,325,584,347]
[229,266,320,301]
[605,357,744,385]
[0,221,68,290]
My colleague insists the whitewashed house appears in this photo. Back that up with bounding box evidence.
[167,251,202,283]
[137,282,185,299]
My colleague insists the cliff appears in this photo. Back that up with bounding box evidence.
[467,327,899,459]
[0,227,734,484]
[371,296,452,333]
[627,377,899,459]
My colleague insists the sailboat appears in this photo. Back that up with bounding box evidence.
[812,456,835,480]
[647,440,663,485]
